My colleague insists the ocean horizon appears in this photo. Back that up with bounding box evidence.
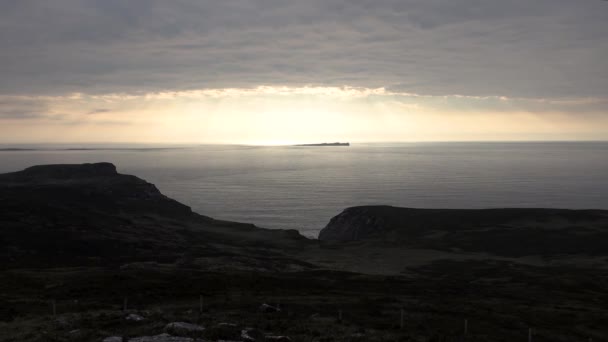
[2,141,607,238]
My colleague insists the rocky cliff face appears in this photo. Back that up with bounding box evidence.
[317,206,391,241]
[11,162,118,179]
[0,162,194,217]
[318,205,608,257]
[0,163,309,269]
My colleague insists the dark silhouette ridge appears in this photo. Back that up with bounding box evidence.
[17,162,118,178]
[319,205,608,256]
[0,163,309,269]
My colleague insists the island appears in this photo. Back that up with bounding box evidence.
[1,163,606,342]
[295,142,350,146]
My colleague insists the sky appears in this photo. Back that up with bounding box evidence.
[0,0,607,144]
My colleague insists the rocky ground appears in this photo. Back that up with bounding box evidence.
[2,263,607,342]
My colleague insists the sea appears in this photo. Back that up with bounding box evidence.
[1,142,607,238]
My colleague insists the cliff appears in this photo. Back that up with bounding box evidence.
[318,205,608,257]
[0,162,194,217]
[0,163,310,269]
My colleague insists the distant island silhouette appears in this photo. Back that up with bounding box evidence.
[295,142,350,146]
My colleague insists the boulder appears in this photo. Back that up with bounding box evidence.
[241,328,265,342]
[126,313,145,322]
[102,337,123,342]
[54,316,73,329]
[206,322,240,340]
[259,304,280,313]
[164,322,205,337]
[349,333,365,342]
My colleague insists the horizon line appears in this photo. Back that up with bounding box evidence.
[1,139,608,148]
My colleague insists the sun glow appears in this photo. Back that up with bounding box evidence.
[1,86,607,144]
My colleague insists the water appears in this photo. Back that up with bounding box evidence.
[1,142,607,237]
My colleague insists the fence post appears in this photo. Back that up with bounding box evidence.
[528,328,533,342]
[51,299,56,317]
[123,297,128,312]
[338,309,342,322]
[400,308,404,329]
[199,295,203,314]
[464,319,468,335]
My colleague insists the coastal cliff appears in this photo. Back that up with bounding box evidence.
[0,163,310,269]
[319,205,608,256]
[0,162,194,217]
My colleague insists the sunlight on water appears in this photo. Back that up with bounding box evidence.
[1,142,607,237]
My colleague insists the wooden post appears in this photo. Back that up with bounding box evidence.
[464,319,468,335]
[528,328,532,342]
[123,297,128,312]
[51,299,56,316]
[338,309,343,321]
[400,308,404,329]
[199,295,203,314]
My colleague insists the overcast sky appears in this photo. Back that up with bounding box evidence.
[0,0,607,143]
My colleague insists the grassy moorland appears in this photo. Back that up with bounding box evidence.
[1,164,607,341]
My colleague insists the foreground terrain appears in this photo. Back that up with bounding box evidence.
[1,163,607,341]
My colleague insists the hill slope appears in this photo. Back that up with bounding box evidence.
[319,205,608,257]
[1,164,607,341]
[0,163,311,269]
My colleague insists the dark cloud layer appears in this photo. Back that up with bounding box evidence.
[0,0,606,98]
[0,98,49,119]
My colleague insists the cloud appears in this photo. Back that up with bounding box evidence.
[87,108,112,115]
[0,97,50,119]
[2,86,606,125]
[1,85,606,143]
[0,0,606,99]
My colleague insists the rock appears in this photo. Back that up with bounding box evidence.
[259,303,280,313]
[66,329,84,340]
[207,323,240,340]
[54,316,73,329]
[349,333,365,341]
[241,328,265,342]
[129,334,194,342]
[126,313,145,322]
[102,337,123,342]
[164,322,205,337]
[265,336,291,342]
